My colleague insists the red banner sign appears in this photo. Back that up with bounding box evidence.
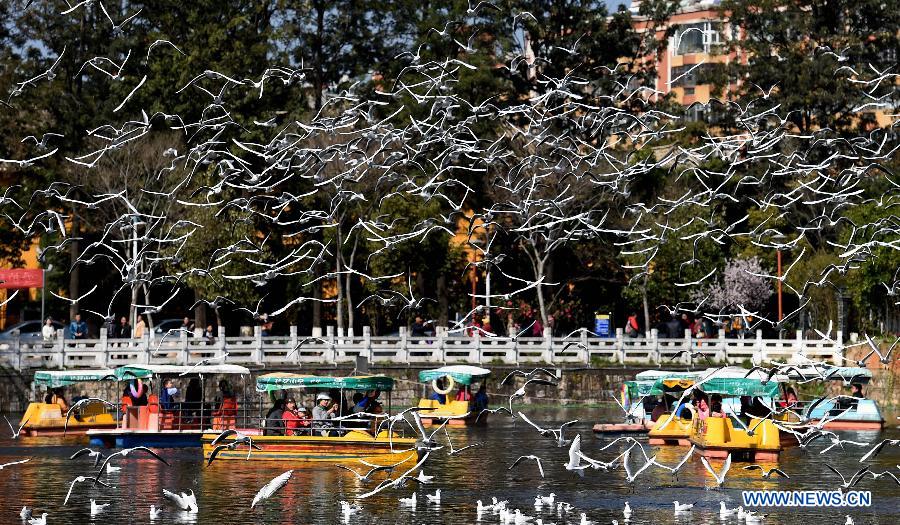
[0,269,44,289]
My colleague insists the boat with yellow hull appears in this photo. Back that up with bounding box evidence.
[22,369,119,436]
[200,372,422,465]
[648,416,693,446]
[201,430,419,464]
[689,417,781,462]
[686,372,785,461]
[21,403,117,436]
[416,366,491,426]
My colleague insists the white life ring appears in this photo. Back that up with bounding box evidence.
[432,375,455,395]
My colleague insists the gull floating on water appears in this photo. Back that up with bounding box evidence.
[90,499,109,516]
[149,504,162,520]
[27,513,47,525]
[673,501,694,513]
[720,502,739,519]
[426,489,441,504]
[162,489,198,513]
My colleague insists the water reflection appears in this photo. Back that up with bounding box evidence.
[0,407,897,524]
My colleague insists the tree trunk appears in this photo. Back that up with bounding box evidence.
[312,269,322,333]
[437,273,449,327]
[535,258,549,335]
[68,215,80,320]
[345,235,359,334]
[313,0,325,110]
[335,222,344,335]
[641,276,651,337]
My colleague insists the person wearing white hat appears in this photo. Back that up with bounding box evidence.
[312,392,337,435]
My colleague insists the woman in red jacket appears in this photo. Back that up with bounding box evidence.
[282,398,310,436]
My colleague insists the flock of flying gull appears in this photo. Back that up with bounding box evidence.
[0,0,899,523]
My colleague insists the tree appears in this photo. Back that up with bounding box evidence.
[696,257,772,313]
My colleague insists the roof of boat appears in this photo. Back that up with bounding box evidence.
[33,369,118,387]
[256,373,395,392]
[418,365,491,385]
[114,364,251,379]
[785,366,872,383]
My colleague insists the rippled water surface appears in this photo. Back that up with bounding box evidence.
[1,406,898,524]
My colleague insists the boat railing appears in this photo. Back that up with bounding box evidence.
[0,325,845,369]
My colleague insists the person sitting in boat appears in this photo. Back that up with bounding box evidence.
[312,392,338,436]
[282,398,311,436]
[429,379,448,404]
[473,383,489,412]
[126,379,149,406]
[674,398,692,420]
[455,385,472,402]
[650,396,666,422]
[213,379,238,420]
[45,388,69,413]
[265,398,286,436]
[709,394,726,418]
[851,383,865,399]
[693,391,710,420]
[354,390,382,414]
[159,379,179,410]
[780,386,798,409]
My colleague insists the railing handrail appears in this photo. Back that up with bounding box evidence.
[0,325,844,369]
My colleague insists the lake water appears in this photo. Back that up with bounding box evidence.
[1,406,898,524]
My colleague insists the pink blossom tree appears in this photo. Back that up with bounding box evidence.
[697,257,773,312]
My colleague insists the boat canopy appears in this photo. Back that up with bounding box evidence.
[256,373,395,393]
[625,380,660,397]
[786,366,872,384]
[33,369,117,388]
[114,364,251,379]
[635,370,704,392]
[697,377,780,398]
[418,365,491,385]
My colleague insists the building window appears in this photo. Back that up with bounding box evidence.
[673,21,723,55]
[670,63,713,88]
[684,87,695,95]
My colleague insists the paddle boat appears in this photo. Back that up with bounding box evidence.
[87,363,252,448]
[200,373,418,465]
[416,365,491,426]
[687,373,784,461]
[788,366,884,430]
[21,369,119,436]
[643,370,706,445]
[593,379,657,434]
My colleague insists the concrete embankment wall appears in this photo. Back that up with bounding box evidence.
[1,364,897,415]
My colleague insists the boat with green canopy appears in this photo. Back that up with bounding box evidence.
[88,363,252,448]
[199,372,419,465]
[784,366,883,430]
[687,369,787,461]
[416,365,491,426]
[21,369,119,436]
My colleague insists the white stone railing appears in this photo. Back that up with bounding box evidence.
[0,326,843,370]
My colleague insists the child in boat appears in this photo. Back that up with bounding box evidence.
[282,398,310,436]
[709,394,726,418]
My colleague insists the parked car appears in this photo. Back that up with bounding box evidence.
[0,320,66,350]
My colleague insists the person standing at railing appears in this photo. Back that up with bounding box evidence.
[116,316,131,339]
[69,313,87,339]
[625,312,640,338]
[42,317,56,341]
[134,316,146,339]
[203,325,215,345]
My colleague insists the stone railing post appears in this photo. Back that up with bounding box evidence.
[217,325,227,353]
[543,331,553,365]
[649,328,659,365]
[614,328,624,365]
[362,326,372,362]
[580,329,590,364]
[99,327,108,368]
[325,325,336,364]
[754,330,764,365]
[251,325,263,364]
[685,329,694,364]
[834,331,843,364]
[55,329,65,369]
[180,330,190,365]
[398,326,408,364]
[718,329,726,364]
